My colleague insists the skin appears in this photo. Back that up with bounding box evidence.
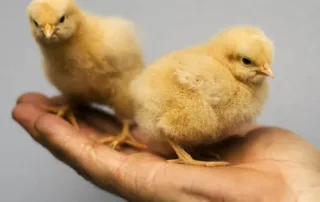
[12,92,320,202]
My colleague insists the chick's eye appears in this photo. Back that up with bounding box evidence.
[59,16,65,23]
[33,20,39,27]
[241,57,252,66]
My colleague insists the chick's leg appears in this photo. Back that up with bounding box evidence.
[99,120,147,150]
[167,140,229,167]
[41,104,79,129]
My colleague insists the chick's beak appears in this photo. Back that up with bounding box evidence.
[258,64,274,78]
[43,24,55,38]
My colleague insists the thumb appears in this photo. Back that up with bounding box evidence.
[34,114,125,187]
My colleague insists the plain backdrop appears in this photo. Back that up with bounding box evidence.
[1,0,319,202]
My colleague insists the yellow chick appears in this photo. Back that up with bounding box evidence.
[130,25,274,166]
[26,0,146,150]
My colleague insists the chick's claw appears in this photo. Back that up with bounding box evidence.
[99,121,147,150]
[167,158,229,167]
[40,104,79,129]
[100,135,147,150]
[168,140,229,167]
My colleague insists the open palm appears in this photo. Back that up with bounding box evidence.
[13,93,320,202]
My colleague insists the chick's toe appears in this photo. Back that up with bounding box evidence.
[99,120,147,150]
[40,104,79,129]
[167,140,229,167]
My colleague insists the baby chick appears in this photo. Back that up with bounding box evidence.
[26,0,146,150]
[130,25,274,166]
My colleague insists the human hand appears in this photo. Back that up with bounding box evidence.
[12,92,320,202]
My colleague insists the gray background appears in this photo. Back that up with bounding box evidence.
[1,0,319,202]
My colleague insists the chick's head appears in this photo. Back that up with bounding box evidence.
[27,0,79,44]
[211,25,274,84]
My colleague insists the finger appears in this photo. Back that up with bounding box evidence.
[225,127,320,166]
[12,101,128,189]
[12,103,48,140]
[12,106,178,200]
[12,100,78,141]
[17,92,67,106]
[17,92,51,105]
[14,92,124,144]
[16,92,121,133]
[33,114,126,187]
[12,102,89,141]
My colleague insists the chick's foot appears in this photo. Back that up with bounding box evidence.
[41,104,79,129]
[99,120,147,150]
[167,140,229,167]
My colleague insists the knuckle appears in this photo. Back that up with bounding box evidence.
[33,113,51,131]
[16,94,29,104]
